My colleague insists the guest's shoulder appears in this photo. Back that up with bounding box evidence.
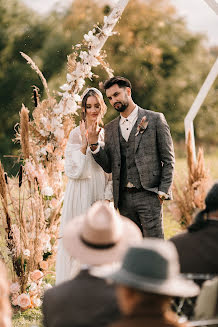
[170,230,192,246]
[44,279,74,300]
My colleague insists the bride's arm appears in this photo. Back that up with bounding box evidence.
[104,173,113,202]
[64,128,88,179]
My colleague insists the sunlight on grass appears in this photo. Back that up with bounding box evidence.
[12,308,42,327]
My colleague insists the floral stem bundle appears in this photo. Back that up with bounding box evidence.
[169,131,211,228]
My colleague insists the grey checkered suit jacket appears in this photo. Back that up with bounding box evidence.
[93,107,175,208]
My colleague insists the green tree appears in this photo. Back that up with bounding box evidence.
[0,0,51,173]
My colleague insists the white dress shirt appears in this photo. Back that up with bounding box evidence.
[119,106,138,141]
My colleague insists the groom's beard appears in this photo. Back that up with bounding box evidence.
[113,100,129,112]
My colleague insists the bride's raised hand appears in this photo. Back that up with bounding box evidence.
[87,121,101,145]
[80,120,88,153]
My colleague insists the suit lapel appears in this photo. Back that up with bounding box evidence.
[112,116,121,158]
[134,108,146,153]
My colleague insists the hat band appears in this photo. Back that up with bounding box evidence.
[80,235,117,249]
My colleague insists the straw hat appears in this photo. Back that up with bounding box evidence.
[106,238,200,297]
[63,201,142,266]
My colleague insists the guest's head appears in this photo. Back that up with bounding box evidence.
[81,87,107,125]
[63,201,142,267]
[0,260,12,327]
[106,239,199,315]
[103,76,134,113]
[188,182,218,232]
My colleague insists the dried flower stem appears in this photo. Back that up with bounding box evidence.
[20,52,50,98]
[20,105,31,160]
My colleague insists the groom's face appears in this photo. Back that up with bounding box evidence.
[106,84,130,112]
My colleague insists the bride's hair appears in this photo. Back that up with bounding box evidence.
[81,88,107,124]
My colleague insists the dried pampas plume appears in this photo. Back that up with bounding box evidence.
[169,130,210,228]
[20,52,50,98]
[20,105,30,159]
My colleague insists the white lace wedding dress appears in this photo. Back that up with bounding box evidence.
[55,126,112,284]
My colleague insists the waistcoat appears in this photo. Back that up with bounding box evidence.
[119,122,142,190]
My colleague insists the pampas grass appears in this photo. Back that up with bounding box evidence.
[169,131,211,228]
[20,105,30,160]
[20,52,50,98]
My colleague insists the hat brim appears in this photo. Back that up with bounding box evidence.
[63,215,142,266]
[106,268,200,298]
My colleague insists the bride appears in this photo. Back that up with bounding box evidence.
[56,87,113,284]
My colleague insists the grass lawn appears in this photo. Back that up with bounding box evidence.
[11,151,218,326]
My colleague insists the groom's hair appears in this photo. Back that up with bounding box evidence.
[104,76,132,90]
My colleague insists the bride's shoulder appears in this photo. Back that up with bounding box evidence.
[69,125,80,137]
[67,126,81,143]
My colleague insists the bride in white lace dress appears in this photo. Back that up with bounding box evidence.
[56,88,113,284]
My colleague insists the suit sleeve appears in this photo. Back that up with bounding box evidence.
[92,126,112,173]
[156,113,175,196]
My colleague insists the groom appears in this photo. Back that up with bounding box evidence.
[88,76,175,237]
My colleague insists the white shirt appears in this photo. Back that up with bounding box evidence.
[119,106,138,141]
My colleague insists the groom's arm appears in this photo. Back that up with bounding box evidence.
[156,113,175,197]
[91,126,112,173]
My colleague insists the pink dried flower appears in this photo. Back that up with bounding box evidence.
[17,293,31,309]
[50,198,59,208]
[29,282,38,296]
[10,282,20,294]
[39,260,48,271]
[30,270,43,282]
[11,293,19,306]
[31,296,42,308]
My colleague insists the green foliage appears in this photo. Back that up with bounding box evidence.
[0,0,51,174]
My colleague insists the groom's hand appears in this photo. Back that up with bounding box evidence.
[87,121,100,145]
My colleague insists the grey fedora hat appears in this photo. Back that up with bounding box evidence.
[106,238,200,297]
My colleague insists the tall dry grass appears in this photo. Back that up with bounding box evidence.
[169,131,211,228]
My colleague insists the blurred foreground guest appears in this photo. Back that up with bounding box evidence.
[0,260,12,327]
[106,239,199,327]
[42,201,142,327]
[170,182,218,276]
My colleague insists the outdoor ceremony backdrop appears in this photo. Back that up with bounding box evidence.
[1,0,218,175]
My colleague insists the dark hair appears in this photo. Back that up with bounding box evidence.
[103,76,132,90]
[188,210,209,232]
[188,182,218,232]
[81,89,107,123]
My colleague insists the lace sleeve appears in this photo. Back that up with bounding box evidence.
[64,127,88,179]
[104,173,113,201]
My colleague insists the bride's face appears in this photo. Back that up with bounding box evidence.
[84,95,101,124]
